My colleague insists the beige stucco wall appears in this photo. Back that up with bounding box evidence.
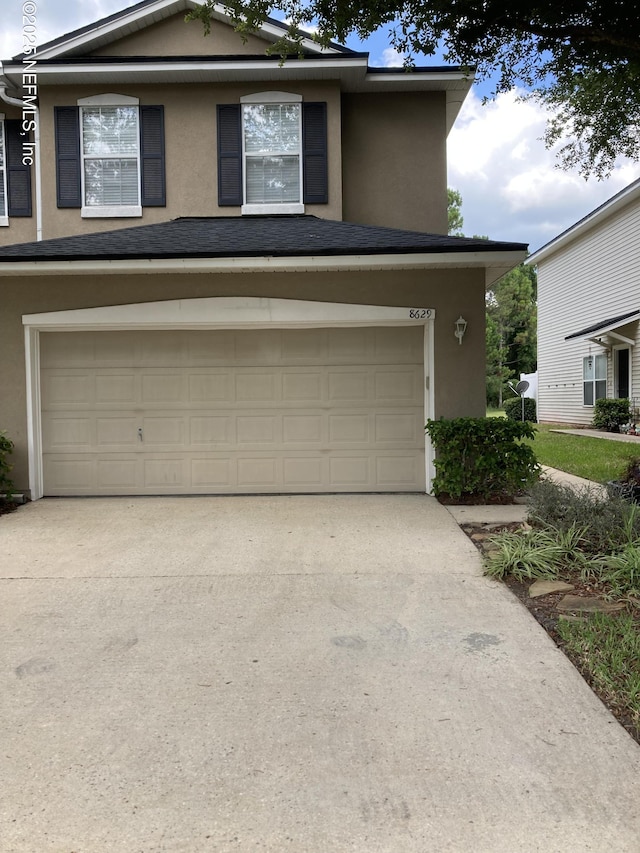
[90,13,272,57]
[0,267,486,491]
[341,92,448,234]
[33,80,342,240]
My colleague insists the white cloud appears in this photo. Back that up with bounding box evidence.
[448,88,640,250]
[378,47,406,67]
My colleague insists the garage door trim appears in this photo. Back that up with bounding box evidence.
[24,297,435,499]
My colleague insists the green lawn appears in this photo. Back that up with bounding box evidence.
[529,424,638,483]
[486,411,639,483]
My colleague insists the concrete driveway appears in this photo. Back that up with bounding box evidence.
[2,495,640,852]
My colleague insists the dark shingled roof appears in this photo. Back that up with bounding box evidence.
[0,216,527,263]
[565,310,640,340]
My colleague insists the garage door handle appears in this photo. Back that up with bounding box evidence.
[137,428,143,442]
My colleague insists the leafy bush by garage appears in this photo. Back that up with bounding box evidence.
[425,417,540,501]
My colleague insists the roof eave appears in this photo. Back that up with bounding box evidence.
[0,250,527,280]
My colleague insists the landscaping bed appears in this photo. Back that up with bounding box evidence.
[460,485,640,747]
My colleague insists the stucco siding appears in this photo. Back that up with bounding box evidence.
[89,13,269,57]
[341,92,447,234]
[537,198,640,424]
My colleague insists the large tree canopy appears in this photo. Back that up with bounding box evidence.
[190,0,640,177]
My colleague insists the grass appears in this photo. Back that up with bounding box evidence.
[529,423,637,483]
[557,613,640,732]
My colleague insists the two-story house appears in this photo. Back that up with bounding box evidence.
[530,178,640,425]
[0,0,527,499]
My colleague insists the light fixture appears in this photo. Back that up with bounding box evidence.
[454,315,467,345]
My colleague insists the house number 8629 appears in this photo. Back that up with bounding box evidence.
[408,309,431,319]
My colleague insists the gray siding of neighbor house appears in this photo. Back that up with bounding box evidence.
[537,198,640,424]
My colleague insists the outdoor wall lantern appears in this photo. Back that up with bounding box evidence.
[454,315,468,345]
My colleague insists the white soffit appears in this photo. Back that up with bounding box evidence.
[0,250,527,277]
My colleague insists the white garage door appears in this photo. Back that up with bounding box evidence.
[40,327,426,495]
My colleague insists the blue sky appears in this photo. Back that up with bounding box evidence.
[2,0,639,251]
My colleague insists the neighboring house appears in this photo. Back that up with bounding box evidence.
[529,179,640,426]
[0,0,526,499]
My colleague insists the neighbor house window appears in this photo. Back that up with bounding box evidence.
[240,92,303,215]
[0,119,7,223]
[583,353,607,405]
[80,96,140,216]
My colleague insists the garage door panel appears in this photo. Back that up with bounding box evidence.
[282,372,323,402]
[188,373,232,403]
[96,417,138,447]
[142,373,186,404]
[374,413,420,443]
[282,415,323,443]
[374,326,423,360]
[377,455,423,486]
[375,368,421,401]
[237,457,279,487]
[43,373,92,407]
[44,457,95,490]
[190,416,232,445]
[283,456,325,486]
[328,371,369,401]
[191,458,233,487]
[46,416,93,450]
[329,414,369,442]
[41,328,426,495]
[329,456,370,486]
[95,374,137,404]
[98,458,139,488]
[282,328,325,360]
[144,458,184,488]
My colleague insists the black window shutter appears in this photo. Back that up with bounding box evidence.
[140,105,166,207]
[302,102,328,204]
[5,119,32,217]
[217,104,243,206]
[54,107,81,208]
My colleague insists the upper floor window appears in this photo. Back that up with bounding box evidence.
[583,353,607,405]
[241,93,303,215]
[217,95,327,212]
[0,115,32,223]
[55,97,165,215]
[0,120,7,224]
[78,95,141,217]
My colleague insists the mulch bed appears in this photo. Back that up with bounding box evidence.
[0,499,20,517]
[461,520,640,746]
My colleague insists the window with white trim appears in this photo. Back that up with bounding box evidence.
[79,95,141,216]
[0,119,7,224]
[583,353,607,405]
[241,93,303,214]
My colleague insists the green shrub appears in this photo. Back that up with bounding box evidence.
[425,417,540,500]
[527,478,640,554]
[504,396,537,422]
[485,524,588,581]
[0,431,15,499]
[592,397,631,432]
